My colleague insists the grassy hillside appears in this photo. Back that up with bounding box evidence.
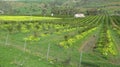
[0,0,120,15]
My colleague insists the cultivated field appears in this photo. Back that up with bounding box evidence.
[0,15,120,67]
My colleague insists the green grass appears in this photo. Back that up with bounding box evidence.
[0,15,120,67]
[0,45,55,67]
[0,16,61,21]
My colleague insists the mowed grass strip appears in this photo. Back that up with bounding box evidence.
[0,16,61,21]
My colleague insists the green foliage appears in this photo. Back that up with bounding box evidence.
[0,0,120,15]
[59,27,97,49]
[24,35,40,41]
[0,15,120,67]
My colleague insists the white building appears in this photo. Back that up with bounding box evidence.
[74,13,85,18]
[51,13,54,16]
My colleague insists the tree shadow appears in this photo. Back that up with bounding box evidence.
[81,61,100,67]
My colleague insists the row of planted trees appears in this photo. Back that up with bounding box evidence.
[0,15,119,66]
[58,15,102,49]
[94,15,118,58]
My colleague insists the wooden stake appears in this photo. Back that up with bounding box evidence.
[24,40,27,52]
[47,44,50,60]
[79,51,82,67]
[5,33,9,45]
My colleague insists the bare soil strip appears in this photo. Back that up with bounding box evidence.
[79,34,96,52]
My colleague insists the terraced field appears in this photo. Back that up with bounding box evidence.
[0,15,120,67]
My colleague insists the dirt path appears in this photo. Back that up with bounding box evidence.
[79,34,97,52]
